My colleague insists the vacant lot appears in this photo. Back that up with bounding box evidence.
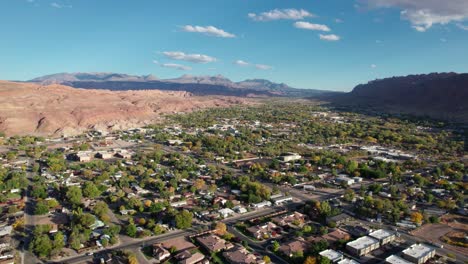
[412,214,467,255]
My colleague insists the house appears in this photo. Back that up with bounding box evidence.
[279,153,302,162]
[369,229,396,246]
[95,151,113,160]
[386,255,413,264]
[114,150,133,159]
[196,234,233,253]
[320,229,351,244]
[327,213,353,226]
[271,195,293,206]
[218,208,235,218]
[247,222,280,240]
[152,244,170,262]
[171,200,188,208]
[279,239,309,257]
[223,246,265,264]
[401,244,436,264]
[319,249,344,263]
[0,226,12,238]
[167,139,183,146]
[68,151,92,162]
[251,201,272,209]
[335,175,354,186]
[232,205,247,214]
[346,236,380,256]
[178,252,206,264]
[272,212,307,227]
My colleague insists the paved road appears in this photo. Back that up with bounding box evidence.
[50,229,196,264]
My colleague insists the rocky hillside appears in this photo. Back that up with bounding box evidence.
[29,72,332,97]
[331,73,468,123]
[0,81,249,136]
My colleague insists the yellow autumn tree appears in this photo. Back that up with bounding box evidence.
[411,212,423,225]
[304,256,317,264]
[215,222,227,236]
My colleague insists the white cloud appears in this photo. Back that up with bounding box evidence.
[181,25,236,38]
[370,64,377,68]
[50,2,71,8]
[319,34,341,41]
[294,21,331,32]
[456,23,468,30]
[255,64,273,70]
[234,60,250,66]
[359,0,468,31]
[153,60,192,71]
[335,18,344,23]
[162,51,217,64]
[249,8,313,21]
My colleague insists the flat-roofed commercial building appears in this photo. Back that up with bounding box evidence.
[402,244,436,264]
[319,249,343,263]
[346,236,380,256]
[369,229,396,245]
[386,255,413,264]
[338,258,360,264]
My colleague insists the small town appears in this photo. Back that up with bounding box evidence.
[0,103,466,264]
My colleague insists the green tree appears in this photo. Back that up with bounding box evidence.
[52,231,65,253]
[66,186,82,206]
[30,234,53,258]
[126,223,137,237]
[34,201,50,215]
[272,241,280,252]
[175,210,193,229]
[83,182,101,198]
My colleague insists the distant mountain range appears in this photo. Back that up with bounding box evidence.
[329,72,468,123]
[25,72,468,124]
[29,72,332,97]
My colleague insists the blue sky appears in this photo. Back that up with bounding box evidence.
[1,0,468,91]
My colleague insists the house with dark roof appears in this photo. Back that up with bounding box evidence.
[196,234,233,253]
[279,239,310,257]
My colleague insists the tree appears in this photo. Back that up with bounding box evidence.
[30,234,53,258]
[34,201,49,215]
[153,224,166,235]
[93,201,109,218]
[272,241,280,252]
[319,201,332,217]
[126,223,137,238]
[343,189,355,202]
[193,179,206,190]
[411,212,423,225]
[304,256,317,264]
[83,182,101,198]
[175,210,193,229]
[263,256,271,264]
[52,231,65,254]
[319,256,331,264]
[66,186,82,206]
[127,253,138,264]
[214,222,227,236]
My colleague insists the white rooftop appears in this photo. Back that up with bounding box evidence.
[347,236,379,250]
[369,229,394,240]
[320,249,343,262]
[386,255,413,264]
[338,258,360,264]
[402,244,435,259]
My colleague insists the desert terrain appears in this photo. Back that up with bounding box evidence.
[0,81,249,136]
